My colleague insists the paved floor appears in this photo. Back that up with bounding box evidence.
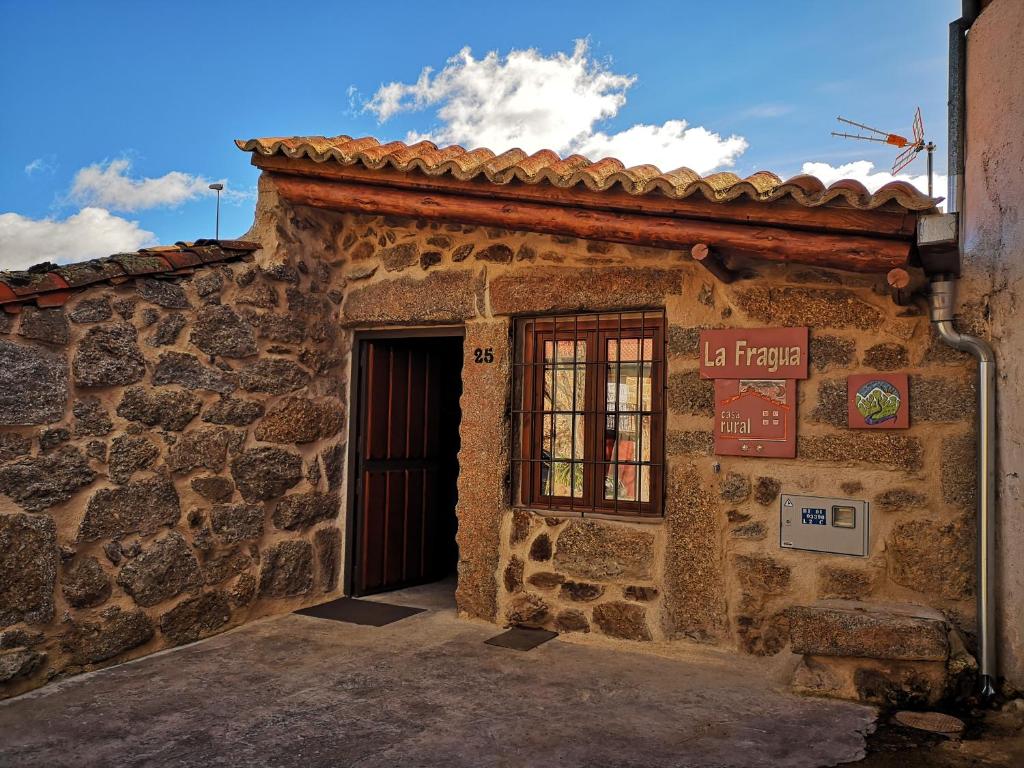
[0,581,878,768]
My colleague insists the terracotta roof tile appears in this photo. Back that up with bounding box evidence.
[237,134,939,212]
[0,240,259,312]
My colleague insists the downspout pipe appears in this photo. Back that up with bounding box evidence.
[933,0,997,700]
[929,280,997,700]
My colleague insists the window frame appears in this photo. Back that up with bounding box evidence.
[513,310,666,519]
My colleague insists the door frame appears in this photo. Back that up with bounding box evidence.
[343,326,466,596]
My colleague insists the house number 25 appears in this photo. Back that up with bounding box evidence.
[473,347,494,364]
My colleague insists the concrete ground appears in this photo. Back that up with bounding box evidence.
[0,580,883,768]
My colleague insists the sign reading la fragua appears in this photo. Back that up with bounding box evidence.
[699,328,809,458]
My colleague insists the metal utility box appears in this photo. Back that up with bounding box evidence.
[779,494,869,556]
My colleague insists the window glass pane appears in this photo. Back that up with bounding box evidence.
[542,414,584,460]
[544,461,583,498]
[606,338,652,412]
[544,340,586,412]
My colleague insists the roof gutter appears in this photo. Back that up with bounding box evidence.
[929,0,998,701]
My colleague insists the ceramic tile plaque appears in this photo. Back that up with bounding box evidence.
[847,373,910,429]
[713,378,797,457]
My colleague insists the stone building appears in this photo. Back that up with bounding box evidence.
[0,131,983,706]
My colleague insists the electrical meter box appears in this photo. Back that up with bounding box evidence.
[780,494,869,556]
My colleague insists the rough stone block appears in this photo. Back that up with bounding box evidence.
[72,397,112,436]
[73,324,146,387]
[117,387,201,432]
[0,513,58,627]
[272,492,339,531]
[863,343,908,370]
[153,352,237,394]
[733,287,883,330]
[663,462,726,641]
[239,359,311,394]
[343,271,479,325]
[818,565,878,600]
[0,648,45,683]
[166,428,232,474]
[809,335,856,372]
[666,430,713,456]
[874,487,927,512]
[68,298,112,324]
[78,475,181,541]
[314,526,341,592]
[189,305,257,358]
[190,475,235,503]
[787,602,949,660]
[490,267,682,315]
[592,601,652,641]
[667,370,714,416]
[60,607,154,665]
[18,307,69,345]
[941,434,976,508]
[810,379,847,427]
[798,433,923,472]
[909,375,976,422]
[210,503,265,544]
[554,609,589,633]
[202,397,264,427]
[259,540,314,598]
[0,447,95,512]
[887,516,974,600]
[159,591,231,646]
[61,556,112,608]
[504,592,550,629]
[230,447,303,502]
[108,435,160,483]
[253,396,343,444]
[116,532,203,607]
[503,555,524,593]
[0,339,68,425]
[735,554,791,595]
[553,519,654,581]
[148,313,187,347]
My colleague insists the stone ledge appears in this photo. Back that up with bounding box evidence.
[786,601,950,661]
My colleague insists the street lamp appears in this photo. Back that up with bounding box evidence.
[209,183,224,241]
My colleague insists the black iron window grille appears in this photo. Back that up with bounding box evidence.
[512,310,666,518]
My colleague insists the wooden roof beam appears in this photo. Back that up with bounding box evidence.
[268,172,913,274]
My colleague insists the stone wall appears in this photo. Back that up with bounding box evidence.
[0,251,348,698]
[1,172,980,702]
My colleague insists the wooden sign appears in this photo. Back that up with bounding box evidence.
[700,328,809,380]
[714,379,797,458]
[848,373,909,429]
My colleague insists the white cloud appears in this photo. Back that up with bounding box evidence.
[0,207,156,270]
[800,160,945,200]
[69,159,240,212]
[364,40,748,174]
[24,156,57,176]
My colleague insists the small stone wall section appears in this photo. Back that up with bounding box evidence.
[1,252,347,698]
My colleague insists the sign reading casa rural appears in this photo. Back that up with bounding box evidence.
[699,328,809,458]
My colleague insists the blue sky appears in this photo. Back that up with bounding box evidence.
[0,0,957,269]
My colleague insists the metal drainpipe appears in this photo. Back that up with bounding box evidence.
[929,280,997,700]
[931,0,997,700]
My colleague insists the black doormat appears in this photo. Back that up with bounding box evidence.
[295,598,425,627]
[484,627,558,651]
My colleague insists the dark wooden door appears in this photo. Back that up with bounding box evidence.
[352,337,461,596]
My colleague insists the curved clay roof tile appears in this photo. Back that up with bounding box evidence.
[236,134,940,211]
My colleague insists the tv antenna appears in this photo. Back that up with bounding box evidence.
[831,107,936,196]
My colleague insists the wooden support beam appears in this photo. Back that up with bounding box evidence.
[253,154,919,239]
[690,243,738,283]
[269,173,913,273]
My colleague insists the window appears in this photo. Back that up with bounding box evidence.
[512,311,666,518]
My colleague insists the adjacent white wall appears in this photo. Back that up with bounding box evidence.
[964,0,1024,690]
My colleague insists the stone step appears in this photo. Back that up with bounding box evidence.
[786,600,950,661]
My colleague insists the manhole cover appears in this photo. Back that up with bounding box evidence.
[893,710,965,734]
